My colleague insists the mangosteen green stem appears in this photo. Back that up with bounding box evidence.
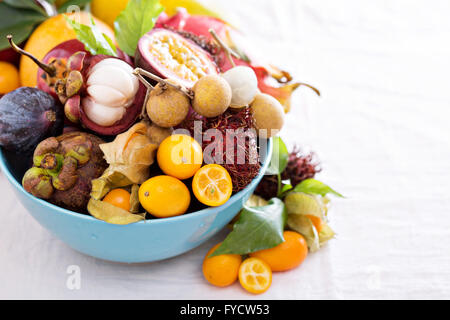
[7,35,56,77]
[133,68,194,99]
[209,29,239,68]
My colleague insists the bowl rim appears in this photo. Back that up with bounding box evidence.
[0,138,272,226]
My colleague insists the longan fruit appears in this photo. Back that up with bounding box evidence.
[192,75,232,118]
[250,93,285,138]
[146,82,190,128]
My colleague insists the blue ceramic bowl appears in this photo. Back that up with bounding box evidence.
[0,139,272,263]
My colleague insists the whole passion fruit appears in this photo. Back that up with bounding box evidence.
[135,28,218,89]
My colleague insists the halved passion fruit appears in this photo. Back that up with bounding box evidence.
[135,28,218,89]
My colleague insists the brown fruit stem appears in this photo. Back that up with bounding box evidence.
[7,35,56,77]
[140,90,151,119]
[133,68,194,99]
[207,30,321,97]
[209,29,239,68]
[298,83,321,96]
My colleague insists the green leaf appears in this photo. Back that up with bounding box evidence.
[265,136,289,175]
[3,0,47,15]
[114,0,164,57]
[0,23,34,51]
[0,4,46,29]
[280,183,293,193]
[0,4,47,50]
[57,0,92,13]
[211,198,287,257]
[292,178,344,198]
[278,183,293,198]
[64,15,117,57]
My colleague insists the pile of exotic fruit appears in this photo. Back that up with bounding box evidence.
[0,0,342,294]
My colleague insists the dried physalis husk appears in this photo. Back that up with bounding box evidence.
[284,192,335,252]
[100,121,157,175]
[245,194,269,208]
[91,122,158,200]
[91,171,132,200]
[129,184,140,214]
[87,199,145,225]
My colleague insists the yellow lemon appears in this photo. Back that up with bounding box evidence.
[91,0,130,28]
[160,0,222,18]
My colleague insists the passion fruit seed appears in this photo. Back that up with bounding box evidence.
[150,33,209,82]
[192,75,232,118]
[250,93,285,138]
[136,29,218,89]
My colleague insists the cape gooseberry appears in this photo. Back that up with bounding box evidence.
[250,93,285,138]
[222,66,259,108]
[192,75,232,118]
[146,80,190,128]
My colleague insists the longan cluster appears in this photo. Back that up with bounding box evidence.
[139,66,285,138]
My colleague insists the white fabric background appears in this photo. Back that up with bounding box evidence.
[1,0,450,299]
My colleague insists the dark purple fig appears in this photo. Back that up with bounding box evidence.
[22,132,108,212]
[0,87,63,153]
[135,28,218,89]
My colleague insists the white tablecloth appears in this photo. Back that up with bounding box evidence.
[1,0,450,299]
